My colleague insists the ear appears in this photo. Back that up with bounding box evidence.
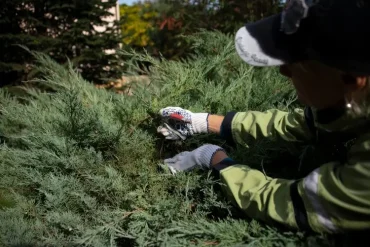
[343,74,367,92]
[356,76,368,90]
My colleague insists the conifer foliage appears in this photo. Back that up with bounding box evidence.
[0,31,330,246]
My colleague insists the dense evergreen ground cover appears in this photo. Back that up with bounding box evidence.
[0,31,342,246]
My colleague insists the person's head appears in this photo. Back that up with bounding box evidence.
[279,60,369,111]
[235,0,370,113]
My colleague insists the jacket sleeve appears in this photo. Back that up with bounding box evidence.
[214,134,370,233]
[220,109,313,147]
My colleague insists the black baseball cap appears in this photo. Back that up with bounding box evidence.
[235,0,370,76]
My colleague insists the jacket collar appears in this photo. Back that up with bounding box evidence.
[311,106,370,133]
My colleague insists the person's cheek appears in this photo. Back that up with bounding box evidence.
[290,77,312,105]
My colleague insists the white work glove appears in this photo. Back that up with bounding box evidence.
[164,144,225,174]
[157,107,209,140]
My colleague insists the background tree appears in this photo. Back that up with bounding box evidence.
[0,0,123,86]
[50,0,123,84]
[0,0,56,86]
[144,0,283,59]
[119,3,158,48]
[212,0,282,33]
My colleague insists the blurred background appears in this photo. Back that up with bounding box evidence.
[0,0,283,86]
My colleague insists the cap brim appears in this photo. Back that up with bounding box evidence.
[236,3,370,75]
[235,13,303,67]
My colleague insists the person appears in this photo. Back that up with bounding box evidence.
[156,0,370,234]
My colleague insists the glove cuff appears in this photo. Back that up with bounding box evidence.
[192,113,209,134]
[195,144,225,169]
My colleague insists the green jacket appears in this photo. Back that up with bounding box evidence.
[216,107,370,233]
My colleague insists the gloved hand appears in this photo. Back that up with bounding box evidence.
[157,107,209,140]
[164,144,225,174]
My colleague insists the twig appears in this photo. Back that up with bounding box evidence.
[190,240,219,246]
[123,208,144,219]
[204,241,219,246]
